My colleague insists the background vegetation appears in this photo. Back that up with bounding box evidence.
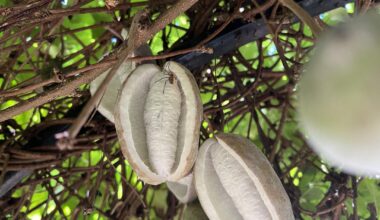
[0,0,379,219]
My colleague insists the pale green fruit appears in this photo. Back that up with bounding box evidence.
[298,12,380,176]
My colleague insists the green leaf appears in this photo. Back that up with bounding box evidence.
[239,42,259,60]
[356,179,380,219]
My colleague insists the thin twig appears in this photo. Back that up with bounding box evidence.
[278,0,322,36]
[129,46,212,62]
[66,0,199,142]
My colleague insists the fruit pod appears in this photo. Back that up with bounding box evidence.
[181,200,208,220]
[90,44,151,123]
[115,61,203,185]
[298,12,380,176]
[167,173,197,203]
[194,133,294,220]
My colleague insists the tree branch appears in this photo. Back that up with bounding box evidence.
[279,0,323,36]
[0,0,350,123]
[66,0,199,141]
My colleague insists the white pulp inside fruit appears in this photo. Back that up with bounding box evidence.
[144,72,182,177]
[210,144,271,220]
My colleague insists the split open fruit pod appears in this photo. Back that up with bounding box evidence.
[115,61,203,185]
[298,12,380,176]
[90,45,151,123]
[167,173,197,203]
[194,133,294,220]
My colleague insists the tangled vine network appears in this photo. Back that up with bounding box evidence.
[0,0,378,219]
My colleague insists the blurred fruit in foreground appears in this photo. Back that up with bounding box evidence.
[298,12,380,176]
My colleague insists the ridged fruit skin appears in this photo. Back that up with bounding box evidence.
[167,173,197,203]
[90,44,151,123]
[115,61,203,185]
[194,133,294,220]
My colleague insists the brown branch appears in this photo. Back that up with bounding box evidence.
[129,46,212,62]
[278,0,322,36]
[269,101,290,162]
[66,0,199,140]
[240,0,277,20]
[0,66,107,122]
[65,59,117,77]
